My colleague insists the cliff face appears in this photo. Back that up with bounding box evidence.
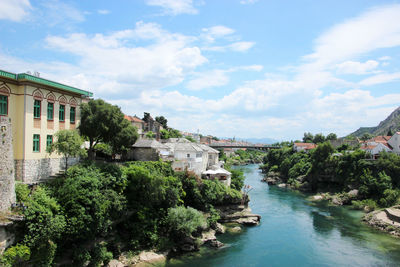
[350,106,400,137]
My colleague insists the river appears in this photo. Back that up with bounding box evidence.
[163,164,400,267]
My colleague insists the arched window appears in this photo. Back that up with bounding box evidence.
[33,90,43,119]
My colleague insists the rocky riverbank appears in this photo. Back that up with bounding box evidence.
[106,203,261,266]
[362,206,400,237]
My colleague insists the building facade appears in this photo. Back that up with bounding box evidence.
[0,70,92,183]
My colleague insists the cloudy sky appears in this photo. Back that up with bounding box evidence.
[1,0,400,141]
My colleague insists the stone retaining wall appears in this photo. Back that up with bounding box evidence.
[15,157,79,184]
[0,117,16,211]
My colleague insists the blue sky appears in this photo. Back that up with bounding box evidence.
[1,0,400,141]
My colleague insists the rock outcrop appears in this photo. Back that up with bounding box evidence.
[216,205,261,226]
[262,171,283,185]
[363,206,400,237]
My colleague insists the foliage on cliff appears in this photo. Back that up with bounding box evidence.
[261,143,400,209]
[6,161,242,265]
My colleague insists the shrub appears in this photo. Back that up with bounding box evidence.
[15,183,30,203]
[229,168,245,191]
[166,206,207,239]
[269,165,279,172]
[379,189,400,207]
[351,199,378,211]
[0,244,30,267]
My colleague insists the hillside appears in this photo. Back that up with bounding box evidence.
[350,106,400,137]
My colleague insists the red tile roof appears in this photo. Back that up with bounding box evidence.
[294,143,317,149]
[124,115,144,123]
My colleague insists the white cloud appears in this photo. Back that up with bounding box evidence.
[97,9,110,15]
[145,0,197,15]
[359,72,400,86]
[0,0,31,22]
[201,25,235,42]
[240,0,258,4]
[304,4,400,68]
[186,65,263,90]
[187,70,229,91]
[204,41,255,52]
[40,0,85,26]
[44,21,207,95]
[378,56,391,61]
[336,60,379,74]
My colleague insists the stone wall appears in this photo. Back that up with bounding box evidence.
[15,157,79,184]
[0,223,15,254]
[0,117,16,211]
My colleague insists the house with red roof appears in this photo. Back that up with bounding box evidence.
[293,142,317,152]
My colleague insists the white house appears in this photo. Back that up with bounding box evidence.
[164,138,207,175]
[163,138,231,186]
[360,143,392,159]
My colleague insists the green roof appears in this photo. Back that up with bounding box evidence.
[0,69,93,97]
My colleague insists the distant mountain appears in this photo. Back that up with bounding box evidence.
[349,106,400,137]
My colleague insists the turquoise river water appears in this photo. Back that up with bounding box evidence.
[163,164,400,267]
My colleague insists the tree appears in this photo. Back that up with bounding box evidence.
[326,133,337,141]
[110,119,138,155]
[303,132,314,143]
[155,116,168,129]
[79,99,137,159]
[146,131,155,139]
[143,112,151,122]
[387,128,393,136]
[313,133,325,144]
[49,130,86,170]
[360,133,373,141]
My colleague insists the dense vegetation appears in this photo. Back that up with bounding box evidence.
[261,142,400,211]
[1,161,243,266]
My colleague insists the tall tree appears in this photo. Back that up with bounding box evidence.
[313,133,326,144]
[48,130,86,170]
[155,116,168,129]
[79,99,137,159]
[326,133,337,141]
[303,132,314,143]
[110,119,138,156]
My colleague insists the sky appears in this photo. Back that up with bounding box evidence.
[1,0,400,141]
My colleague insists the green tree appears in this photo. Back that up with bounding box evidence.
[313,133,326,144]
[360,133,373,141]
[166,206,206,240]
[160,129,170,139]
[79,99,136,159]
[387,128,393,136]
[326,133,337,141]
[49,130,86,170]
[303,132,314,143]
[155,116,168,129]
[110,119,138,155]
[22,186,66,266]
[146,131,156,139]
[143,112,151,122]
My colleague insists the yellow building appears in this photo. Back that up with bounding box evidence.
[0,69,92,183]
